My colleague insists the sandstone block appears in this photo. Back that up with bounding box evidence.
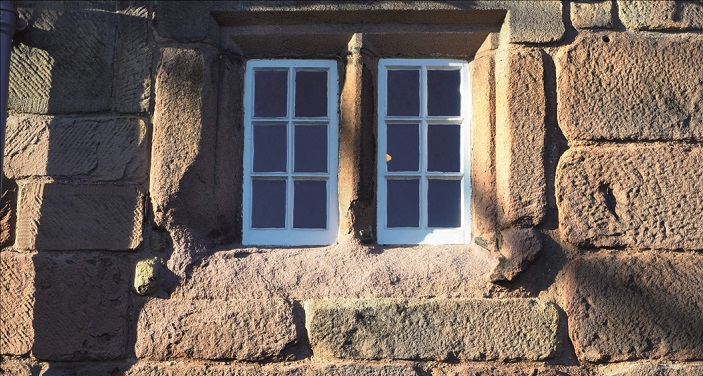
[124,362,419,376]
[135,299,299,360]
[0,361,31,376]
[601,362,703,376]
[114,5,152,113]
[557,32,703,141]
[306,298,560,361]
[491,228,542,282]
[0,252,34,355]
[619,1,703,30]
[561,252,703,362]
[495,47,547,227]
[502,1,565,44]
[4,115,148,182]
[9,3,116,113]
[1,179,18,248]
[557,146,703,250]
[15,183,144,251]
[571,1,614,29]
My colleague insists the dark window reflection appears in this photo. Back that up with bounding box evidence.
[387,179,419,228]
[295,71,328,117]
[252,179,286,228]
[387,123,419,172]
[254,70,288,117]
[387,70,419,116]
[294,180,327,228]
[428,179,461,228]
[428,124,460,172]
[427,70,461,116]
[295,125,327,173]
[253,124,287,172]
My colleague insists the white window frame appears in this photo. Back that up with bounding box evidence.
[377,59,471,245]
[242,60,339,246]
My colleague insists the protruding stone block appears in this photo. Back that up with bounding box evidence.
[135,299,299,360]
[4,115,148,182]
[557,146,703,250]
[618,1,703,30]
[491,228,542,282]
[306,298,560,361]
[15,183,144,251]
[557,32,703,141]
[495,47,547,227]
[561,252,703,362]
[571,1,614,29]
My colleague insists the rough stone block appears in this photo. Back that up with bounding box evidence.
[557,32,703,141]
[471,54,497,242]
[619,1,703,30]
[601,362,703,376]
[560,252,703,362]
[124,362,419,376]
[0,252,34,355]
[502,1,565,44]
[15,183,144,251]
[1,179,18,248]
[571,1,614,29]
[135,299,299,360]
[9,3,117,113]
[306,298,560,361]
[4,115,148,182]
[114,5,152,113]
[0,361,32,376]
[495,47,547,227]
[491,228,542,282]
[557,146,703,250]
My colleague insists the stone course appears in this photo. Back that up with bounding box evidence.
[306,298,560,361]
[561,252,703,362]
[15,183,144,251]
[557,32,703,142]
[135,299,299,360]
[557,145,703,250]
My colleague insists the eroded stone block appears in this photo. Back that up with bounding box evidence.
[0,252,34,356]
[491,228,542,282]
[306,298,560,361]
[619,1,703,30]
[571,1,614,29]
[557,146,703,250]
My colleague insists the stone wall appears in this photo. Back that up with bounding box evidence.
[2,1,702,375]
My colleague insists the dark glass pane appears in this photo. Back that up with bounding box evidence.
[293,180,327,229]
[254,70,287,117]
[252,179,286,228]
[428,124,460,172]
[387,179,419,228]
[387,70,419,116]
[387,123,419,172]
[295,71,328,117]
[295,125,327,173]
[427,70,461,116]
[253,124,287,172]
[428,179,461,228]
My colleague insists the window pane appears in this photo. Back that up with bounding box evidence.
[295,125,327,173]
[427,70,461,116]
[295,71,327,117]
[428,124,460,172]
[253,124,287,172]
[252,179,286,228]
[387,70,419,116]
[428,179,461,228]
[387,123,419,172]
[294,180,327,229]
[387,179,419,228]
[254,70,288,117]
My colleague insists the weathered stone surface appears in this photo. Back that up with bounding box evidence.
[135,299,298,360]
[619,1,703,30]
[9,3,116,113]
[0,252,34,355]
[4,115,148,182]
[601,362,703,376]
[560,252,703,362]
[134,258,160,296]
[15,183,144,251]
[431,364,590,376]
[557,146,703,250]
[306,298,560,361]
[19,252,128,360]
[173,245,498,300]
[571,1,614,29]
[495,47,547,227]
[491,228,542,282]
[471,54,497,244]
[114,4,152,113]
[502,1,565,44]
[0,179,18,248]
[557,32,703,141]
[0,361,32,376]
[124,362,418,376]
